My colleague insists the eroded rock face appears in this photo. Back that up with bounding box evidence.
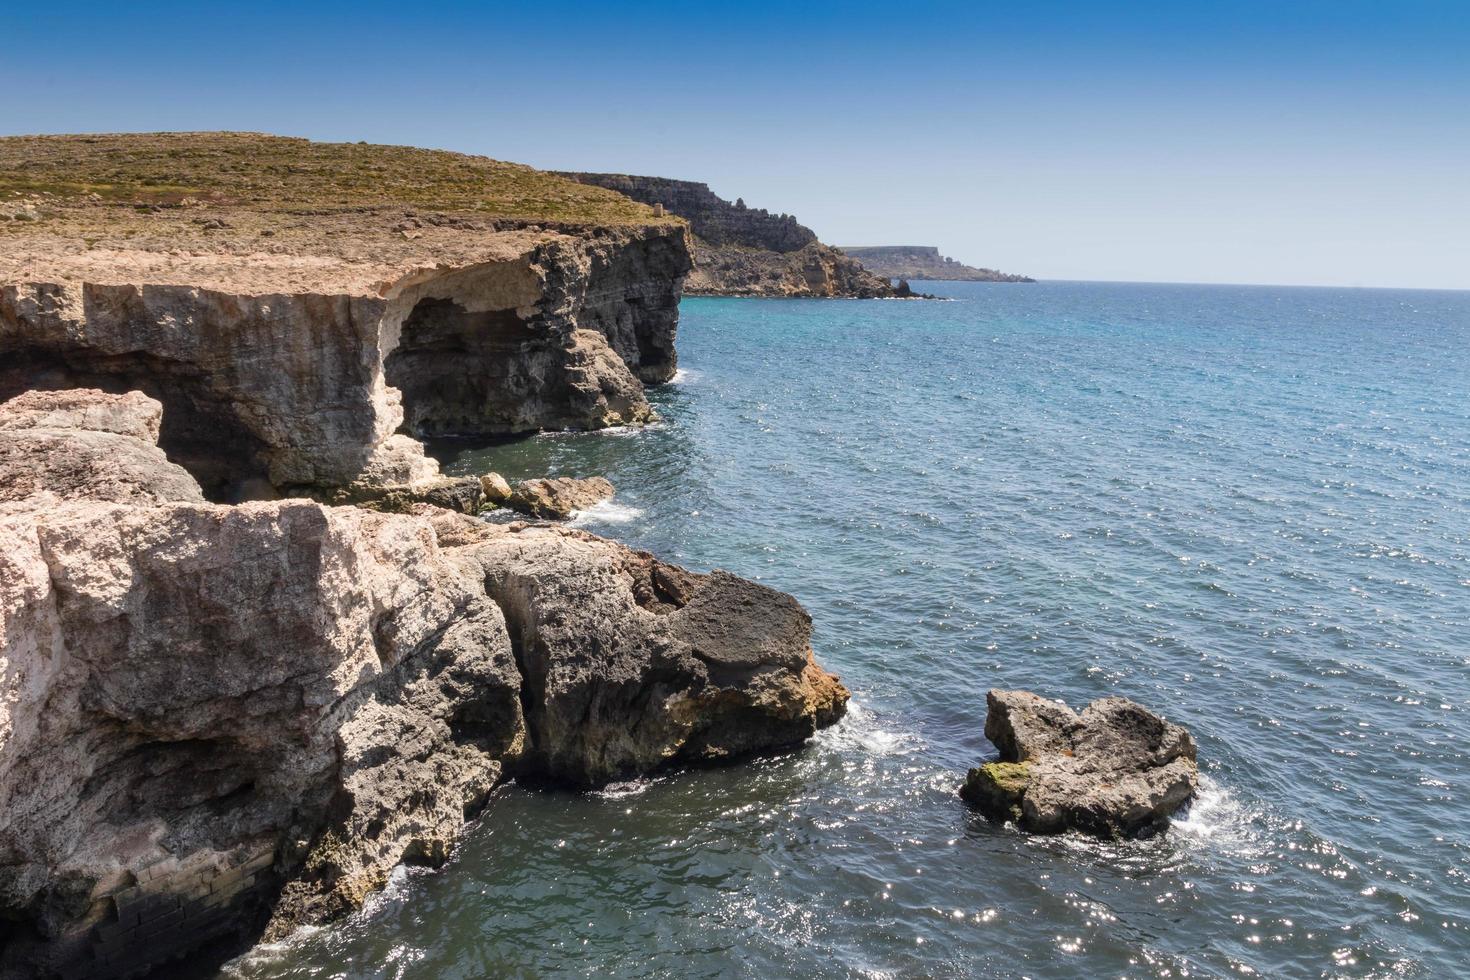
[0,393,847,978]
[1,229,687,503]
[961,689,1198,838]
[0,388,204,506]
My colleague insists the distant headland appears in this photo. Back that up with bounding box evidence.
[557,172,916,298]
[840,245,1034,282]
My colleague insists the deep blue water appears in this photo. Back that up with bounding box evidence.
[232,281,1470,978]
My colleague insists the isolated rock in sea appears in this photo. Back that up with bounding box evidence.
[0,133,690,502]
[961,689,1198,838]
[506,475,616,519]
[0,391,848,977]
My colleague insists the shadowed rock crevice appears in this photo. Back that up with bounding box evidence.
[0,349,271,502]
[386,297,540,438]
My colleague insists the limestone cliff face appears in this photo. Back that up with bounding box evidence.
[0,226,689,500]
[0,134,693,502]
[556,174,816,252]
[0,138,848,980]
[686,240,915,299]
[0,390,848,978]
[557,173,908,299]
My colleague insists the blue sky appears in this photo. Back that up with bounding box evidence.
[4,1,1467,287]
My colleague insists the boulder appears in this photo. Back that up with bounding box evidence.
[0,388,205,506]
[961,689,1198,838]
[479,471,513,506]
[506,476,615,520]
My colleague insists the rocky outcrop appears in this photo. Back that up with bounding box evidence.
[505,476,615,520]
[686,241,921,298]
[0,134,691,503]
[839,246,1033,283]
[479,472,513,507]
[960,689,1197,838]
[557,173,911,299]
[0,389,205,506]
[0,390,848,977]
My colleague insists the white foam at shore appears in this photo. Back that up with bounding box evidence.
[813,699,918,757]
[569,500,644,525]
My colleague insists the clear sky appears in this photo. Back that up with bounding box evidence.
[4,1,1467,288]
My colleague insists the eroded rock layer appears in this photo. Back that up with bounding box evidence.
[0,391,848,978]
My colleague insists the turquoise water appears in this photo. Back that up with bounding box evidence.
[232,282,1470,978]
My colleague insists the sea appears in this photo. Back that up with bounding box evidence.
[227,281,1470,978]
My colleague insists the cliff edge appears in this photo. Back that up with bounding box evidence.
[1,134,693,501]
[557,173,910,298]
[0,135,852,979]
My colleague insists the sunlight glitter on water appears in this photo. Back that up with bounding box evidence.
[242,282,1470,979]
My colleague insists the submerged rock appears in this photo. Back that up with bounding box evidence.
[505,475,615,520]
[961,689,1198,838]
[0,392,848,976]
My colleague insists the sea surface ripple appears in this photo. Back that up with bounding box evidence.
[229,281,1470,979]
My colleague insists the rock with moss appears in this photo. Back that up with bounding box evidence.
[961,689,1198,838]
[959,761,1031,822]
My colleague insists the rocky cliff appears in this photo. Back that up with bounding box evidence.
[0,389,847,978]
[0,134,692,501]
[839,246,1033,282]
[557,173,911,298]
[0,136,850,979]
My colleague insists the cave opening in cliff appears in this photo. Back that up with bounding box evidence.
[0,348,273,502]
[385,296,541,438]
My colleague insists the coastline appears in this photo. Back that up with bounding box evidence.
[0,134,851,977]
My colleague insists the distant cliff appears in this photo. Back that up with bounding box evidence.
[558,173,914,298]
[840,246,1033,283]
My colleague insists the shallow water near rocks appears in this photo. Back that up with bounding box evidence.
[229,282,1470,978]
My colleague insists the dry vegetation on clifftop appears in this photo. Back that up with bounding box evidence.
[0,132,678,228]
[0,133,686,294]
